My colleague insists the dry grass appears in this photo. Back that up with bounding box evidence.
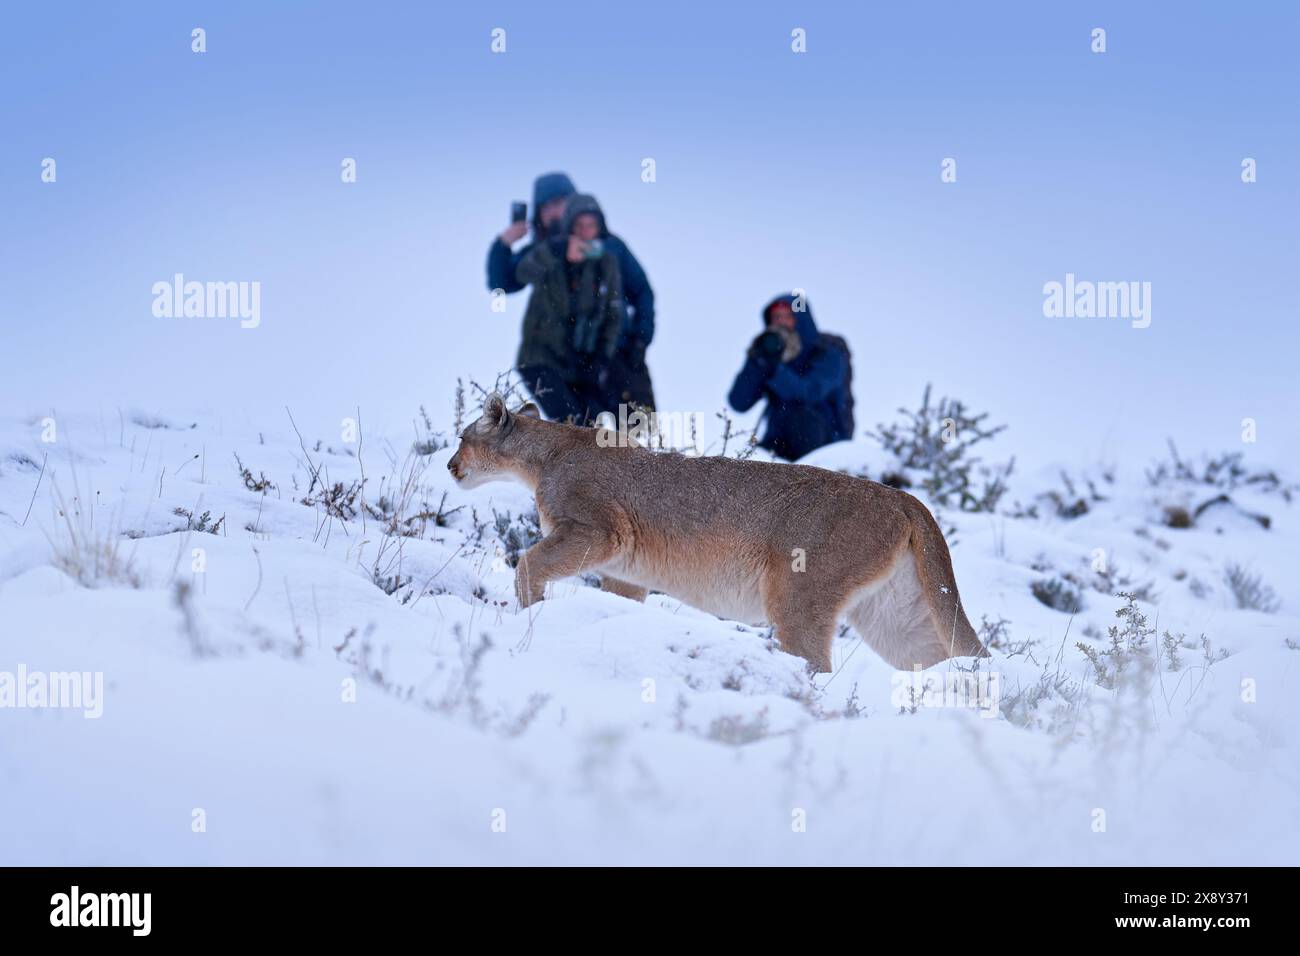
[45,476,141,588]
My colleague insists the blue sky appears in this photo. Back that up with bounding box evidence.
[1,1,1296,465]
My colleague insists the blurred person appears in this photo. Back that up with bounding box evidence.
[486,171,576,294]
[727,293,853,461]
[514,194,626,424]
[488,172,656,411]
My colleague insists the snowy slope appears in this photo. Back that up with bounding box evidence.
[0,406,1297,865]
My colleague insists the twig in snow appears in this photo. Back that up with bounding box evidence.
[244,546,263,613]
[21,452,47,526]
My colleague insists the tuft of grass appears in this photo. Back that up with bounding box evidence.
[131,412,196,431]
[412,404,448,456]
[1076,593,1151,690]
[46,479,141,589]
[1223,563,1280,613]
[1146,440,1296,500]
[492,508,542,568]
[234,453,275,493]
[1035,469,1109,520]
[706,708,771,745]
[173,507,225,535]
[1031,577,1084,614]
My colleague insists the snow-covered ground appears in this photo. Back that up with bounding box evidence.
[1,403,1296,865]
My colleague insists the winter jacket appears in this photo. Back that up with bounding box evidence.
[515,194,624,377]
[603,233,654,348]
[486,175,655,348]
[728,294,850,459]
[486,172,575,294]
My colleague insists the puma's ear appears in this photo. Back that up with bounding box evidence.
[482,392,509,430]
[515,402,541,420]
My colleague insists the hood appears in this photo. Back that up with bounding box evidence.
[561,193,609,239]
[532,172,576,227]
[761,293,819,358]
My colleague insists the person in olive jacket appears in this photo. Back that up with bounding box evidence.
[488,172,657,413]
[514,194,625,424]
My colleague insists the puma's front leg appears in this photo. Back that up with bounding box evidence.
[600,576,648,602]
[515,521,616,609]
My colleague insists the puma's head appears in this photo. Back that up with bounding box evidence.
[447,393,542,488]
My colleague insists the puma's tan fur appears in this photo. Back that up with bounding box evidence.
[448,394,988,672]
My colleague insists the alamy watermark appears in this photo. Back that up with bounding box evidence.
[1042,273,1151,329]
[152,273,261,328]
[50,886,150,936]
[595,404,712,455]
[1,665,103,719]
[891,666,1000,717]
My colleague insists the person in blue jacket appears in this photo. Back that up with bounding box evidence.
[487,172,576,295]
[728,293,851,462]
[487,172,657,411]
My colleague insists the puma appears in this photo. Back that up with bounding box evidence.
[448,394,988,672]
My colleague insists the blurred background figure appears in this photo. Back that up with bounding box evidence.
[486,171,576,295]
[513,194,626,424]
[728,293,854,461]
[488,171,656,416]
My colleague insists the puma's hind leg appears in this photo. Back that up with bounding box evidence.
[762,568,840,673]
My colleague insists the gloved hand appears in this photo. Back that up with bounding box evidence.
[748,331,785,365]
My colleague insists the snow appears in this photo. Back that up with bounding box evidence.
[1,409,1297,865]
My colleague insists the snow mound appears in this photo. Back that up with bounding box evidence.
[1,409,1297,864]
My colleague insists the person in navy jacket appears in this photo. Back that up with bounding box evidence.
[728,293,851,462]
